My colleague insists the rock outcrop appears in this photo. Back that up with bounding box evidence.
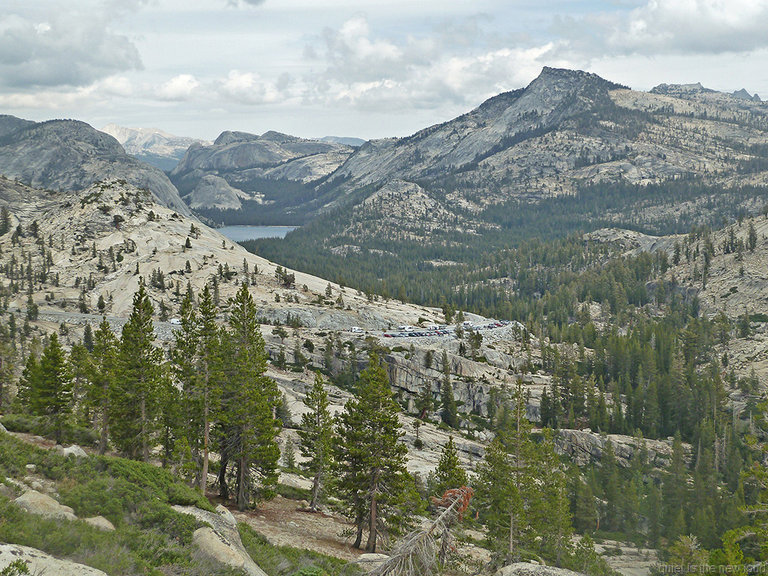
[101,124,208,171]
[84,515,116,531]
[54,444,88,458]
[174,504,267,576]
[555,429,687,468]
[0,544,108,576]
[14,489,78,521]
[495,563,585,576]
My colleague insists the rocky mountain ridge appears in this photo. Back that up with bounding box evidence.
[169,130,354,220]
[0,116,190,216]
[175,67,768,232]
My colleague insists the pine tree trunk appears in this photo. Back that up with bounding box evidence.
[141,395,148,461]
[237,455,248,511]
[509,508,515,557]
[99,397,108,456]
[200,400,209,494]
[219,448,229,500]
[366,494,377,552]
[310,471,321,511]
[353,505,364,549]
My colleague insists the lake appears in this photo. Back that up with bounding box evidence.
[218,225,298,242]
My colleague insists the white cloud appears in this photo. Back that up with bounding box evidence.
[219,70,287,105]
[303,15,563,112]
[157,74,200,101]
[558,0,768,57]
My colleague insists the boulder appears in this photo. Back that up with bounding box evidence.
[55,444,88,458]
[193,527,252,572]
[0,422,6,434]
[357,553,389,571]
[14,489,77,521]
[84,516,115,532]
[495,563,585,576]
[174,504,267,576]
[0,543,108,575]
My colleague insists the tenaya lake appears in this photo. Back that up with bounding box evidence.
[218,225,298,242]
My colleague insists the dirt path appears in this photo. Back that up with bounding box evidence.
[234,496,366,562]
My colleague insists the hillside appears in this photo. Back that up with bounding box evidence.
[169,130,355,224]
[0,116,190,216]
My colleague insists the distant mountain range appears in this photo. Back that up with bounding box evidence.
[101,124,209,172]
[1,67,767,234]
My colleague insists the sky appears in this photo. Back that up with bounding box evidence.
[3,0,768,141]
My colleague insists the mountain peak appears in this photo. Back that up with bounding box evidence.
[532,67,626,90]
[213,130,260,146]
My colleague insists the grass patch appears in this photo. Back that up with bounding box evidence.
[276,483,312,501]
[239,523,362,576]
[1,413,99,447]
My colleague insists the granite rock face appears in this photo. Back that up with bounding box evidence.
[0,544,108,576]
[174,504,268,576]
[170,130,353,212]
[0,116,190,215]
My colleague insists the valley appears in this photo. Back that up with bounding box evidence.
[1,67,768,576]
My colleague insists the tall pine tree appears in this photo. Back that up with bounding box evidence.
[112,278,164,460]
[219,283,280,510]
[298,372,334,511]
[334,353,409,552]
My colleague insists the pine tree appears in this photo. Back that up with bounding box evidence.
[475,438,518,558]
[82,323,94,352]
[433,436,468,496]
[219,283,280,510]
[334,353,409,552]
[111,278,164,460]
[87,318,118,455]
[196,284,221,494]
[663,431,689,541]
[34,333,72,444]
[171,287,204,482]
[298,372,334,511]
[440,351,458,428]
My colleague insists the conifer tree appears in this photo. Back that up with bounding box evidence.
[298,372,334,510]
[111,278,164,460]
[219,282,280,510]
[433,436,467,496]
[440,351,458,428]
[34,333,71,444]
[334,353,409,552]
[87,318,118,455]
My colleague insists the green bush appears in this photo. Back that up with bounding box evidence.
[291,568,329,576]
[136,502,202,546]
[0,414,99,447]
[0,560,29,576]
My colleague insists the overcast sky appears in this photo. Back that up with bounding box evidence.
[3,0,768,141]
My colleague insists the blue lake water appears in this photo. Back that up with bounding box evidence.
[218,225,298,242]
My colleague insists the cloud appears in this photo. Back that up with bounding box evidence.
[218,70,292,105]
[158,74,200,101]
[302,15,562,112]
[0,3,142,90]
[227,0,266,7]
[557,0,768,57]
